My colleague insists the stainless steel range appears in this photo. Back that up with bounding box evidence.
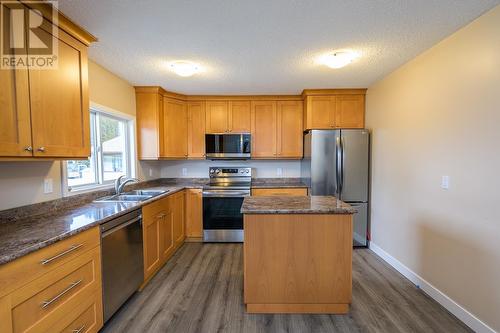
[202,167,252,242]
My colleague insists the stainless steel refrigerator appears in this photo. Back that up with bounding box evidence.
[301,129,370,246]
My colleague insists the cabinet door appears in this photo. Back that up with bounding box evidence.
[277,101,303,158]
[136,92,163,159]
[305,96,335,130]
[159,210,174,262]
[173,193,185,246]
[143,214,161,281]
[29,27,90,158]
[187,101,206,158]
[185,189,203,238]
[335,95,365,128]
[162,98,188,158]
[229,101,251,133]
[251,101,277,158]
[0,61,32,157]
[205,101,229,133]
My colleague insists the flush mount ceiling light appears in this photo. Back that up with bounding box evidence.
[168,61,201,77]
[319,51,359,69]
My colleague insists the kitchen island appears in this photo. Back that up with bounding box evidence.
[241,196,356,314]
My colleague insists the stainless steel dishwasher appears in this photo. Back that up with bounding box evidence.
[100,209,144,322]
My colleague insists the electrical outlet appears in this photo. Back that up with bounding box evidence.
[44,178,53,194]
[149,168,153,177]
[441,176,450,190]
[182,168,188,176]
[276,167,283,176]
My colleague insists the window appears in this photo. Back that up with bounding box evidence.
[65,110,133,191]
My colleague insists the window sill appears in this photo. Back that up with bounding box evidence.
[64,183,115,197]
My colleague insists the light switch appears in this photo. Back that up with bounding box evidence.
[276,168,283,176]
[44,178,53,194]
[182,168,188,176]
[441,176,450,190]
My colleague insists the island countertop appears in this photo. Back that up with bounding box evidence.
[241,195,356,214]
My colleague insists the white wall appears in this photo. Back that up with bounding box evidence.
[160,160,301,178]
[366,5,500,332]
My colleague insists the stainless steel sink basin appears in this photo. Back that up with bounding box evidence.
[122,189,167,196]
[94,189,168,203]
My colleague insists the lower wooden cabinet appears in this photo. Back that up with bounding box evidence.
[0,228,103,333]
[251,188,308,196]
[185,189,203,239]
[142,190,188,283]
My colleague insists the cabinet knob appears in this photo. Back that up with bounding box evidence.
[24,146,33,152]
[37,147,46,152]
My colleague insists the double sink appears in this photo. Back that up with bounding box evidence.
[94,189,169,203]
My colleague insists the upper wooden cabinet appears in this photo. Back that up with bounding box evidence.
[251,100,303,159]
[205,100,251,133]
[162,98,188,158]
[136,88,205,160]
[187,101,206,159]
[0,4,96,159]
[303,89,366,130]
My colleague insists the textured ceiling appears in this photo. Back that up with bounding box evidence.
[58,0,499,95]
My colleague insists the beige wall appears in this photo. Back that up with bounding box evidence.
[0,60,160,211]
[366,5,500,331]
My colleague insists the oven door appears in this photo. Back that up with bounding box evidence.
[202,190,248,242]
[205,134,251,159]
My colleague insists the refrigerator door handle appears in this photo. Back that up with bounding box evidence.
[341,136,345,197]
[336,136,342,197]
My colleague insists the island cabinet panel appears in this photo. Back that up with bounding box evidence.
[30,26,90,158]
[244,214,352,313]
[187,101,206,159]
[251,101,277,158]
[205,101,229,133]
[228,101,251,133]
[277,101,303,158]
[185,189,203,239]
[162,98,188,158]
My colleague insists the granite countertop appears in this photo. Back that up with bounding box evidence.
[250,178,308,188]
[241,196,356,214]
[0,177,309,266]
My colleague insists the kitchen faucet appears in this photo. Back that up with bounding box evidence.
[114,175,139,194]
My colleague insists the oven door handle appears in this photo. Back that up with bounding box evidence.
[202,191,250,198]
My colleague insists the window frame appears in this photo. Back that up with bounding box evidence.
[62,103,136,196]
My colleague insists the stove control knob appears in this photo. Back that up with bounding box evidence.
[215,169,220,174]
[245,169,249,173]
[210,169,215,174]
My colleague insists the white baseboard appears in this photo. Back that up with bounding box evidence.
[369,242,496,333]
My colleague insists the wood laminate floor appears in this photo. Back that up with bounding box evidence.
[102,243,471,333]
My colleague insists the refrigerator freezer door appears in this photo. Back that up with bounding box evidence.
[340,129,369,202]
[310,130,339,195]
[348,202,368,247]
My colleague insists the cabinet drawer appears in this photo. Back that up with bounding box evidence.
[0,227,100,298]
[251,188,308,196]
[6,246,101,333]
[142,195,171,221]
[57,291,102,333]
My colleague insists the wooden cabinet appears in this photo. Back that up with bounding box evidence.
[187,101,206,159]
[277,101,303,158]
[205,101,229,133]
[303,90,366,130]
[136,92,163,159]
[0,6,94,159]
[142,191,186,283]
[252,100,303,159]
[205,100,251,133]
[162,98,188,158]
[251,101,277,158]
[0,227,103,333]
[185,189,203,239]
[172,192,186,247]
[251,188,308,196]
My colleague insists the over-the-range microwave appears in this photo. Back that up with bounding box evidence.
[205,134,251,160]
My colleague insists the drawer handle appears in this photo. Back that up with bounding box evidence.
[41,279,82,309]
[40,244,84,265]
[72,324,86,333]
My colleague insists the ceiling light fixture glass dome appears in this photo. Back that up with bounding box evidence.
[321,51,359,69]
[169,61,200,77]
